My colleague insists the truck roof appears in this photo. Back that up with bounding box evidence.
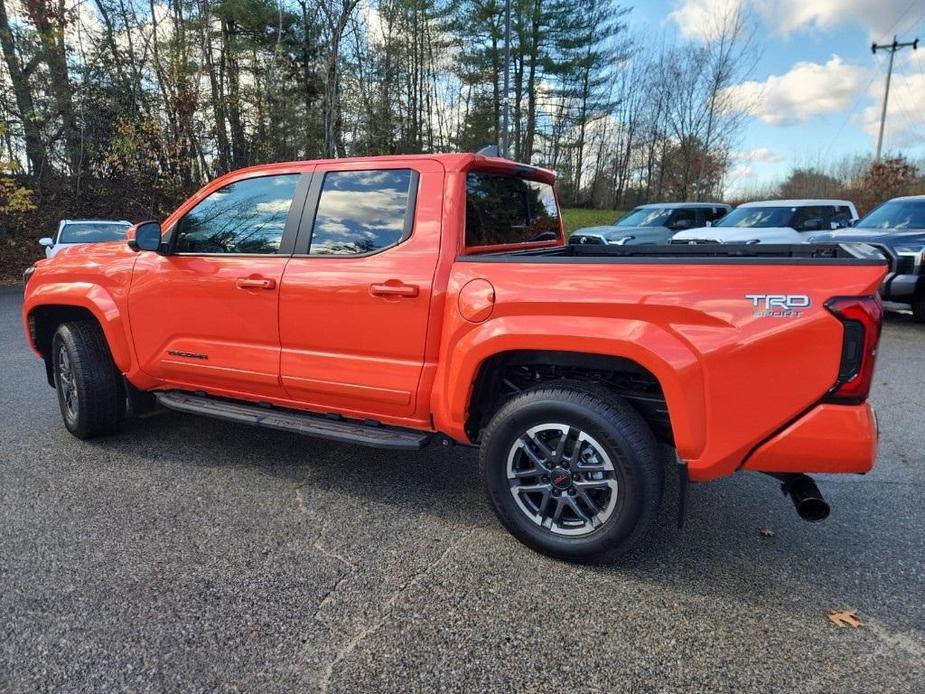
[218,153,556,180]
[739,199,855,208]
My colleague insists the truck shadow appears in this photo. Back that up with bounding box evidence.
[102,409,916,622]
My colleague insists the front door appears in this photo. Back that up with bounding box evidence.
[129,169,310,399]
[278,160,443,420]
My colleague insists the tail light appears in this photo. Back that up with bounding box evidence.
[824,295,883,404]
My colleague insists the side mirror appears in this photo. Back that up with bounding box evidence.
[129,221,163,252]
[39,237,54,248]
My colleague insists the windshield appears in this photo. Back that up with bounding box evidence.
[615,207,674,228]
[856,200,925,230]
[715,206,795,229]
[58,222,130,244]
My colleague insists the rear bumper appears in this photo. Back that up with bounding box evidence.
[743,402,878,475]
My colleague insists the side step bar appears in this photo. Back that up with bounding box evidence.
[156,391,432,450]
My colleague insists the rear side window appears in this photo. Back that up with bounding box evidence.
[465,173,560,248]
[173,174,299,254]
[309,169,415,256]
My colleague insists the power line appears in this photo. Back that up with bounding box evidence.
[878,0,919,44]
[872,35,919,160]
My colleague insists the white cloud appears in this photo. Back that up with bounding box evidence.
[671,0,922,39]
[754,0,922,39]
[734,147,783,163]
[861,70,925,149]
[724,56,867,126]
[668,0,745,41]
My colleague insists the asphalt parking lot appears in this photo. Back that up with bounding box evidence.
[1,287,923,693]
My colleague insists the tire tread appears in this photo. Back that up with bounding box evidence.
[479,382,663,563]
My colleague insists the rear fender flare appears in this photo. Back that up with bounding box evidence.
[431,315,706,459]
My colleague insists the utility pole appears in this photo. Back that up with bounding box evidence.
[500,0,511,158]
[872,35,918,161]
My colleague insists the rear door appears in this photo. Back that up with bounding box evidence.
[277,160,443,420]
[129,169,311,399]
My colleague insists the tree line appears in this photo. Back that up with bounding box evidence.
[0,0,756,221]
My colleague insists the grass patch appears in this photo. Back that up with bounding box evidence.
[561,208,623,235]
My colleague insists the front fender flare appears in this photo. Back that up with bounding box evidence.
[24,282,134,374]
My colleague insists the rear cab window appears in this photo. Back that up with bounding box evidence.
[308,169,417,256]
[465,172,563,252]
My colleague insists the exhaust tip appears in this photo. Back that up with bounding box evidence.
[795,496,830,522]
[773,474,831,522]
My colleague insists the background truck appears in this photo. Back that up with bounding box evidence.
[810,195,925,321]
[22,153,886,563]
[38,219,132,258]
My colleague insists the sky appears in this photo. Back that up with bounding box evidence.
[628,0,925,194]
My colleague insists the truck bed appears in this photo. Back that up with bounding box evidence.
[463,242,888,265]
[447,240,887,480]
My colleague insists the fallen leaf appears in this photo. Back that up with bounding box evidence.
[828,610,863,628]
[759,528,775,537]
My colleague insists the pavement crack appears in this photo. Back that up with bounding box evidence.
[316,529,472,694]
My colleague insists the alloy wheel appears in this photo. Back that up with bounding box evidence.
[506,423,619,536]
[57,344,79,419]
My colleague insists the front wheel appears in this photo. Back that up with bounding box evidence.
[52,321,125,439]
[479,385,664,563]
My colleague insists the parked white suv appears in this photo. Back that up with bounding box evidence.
[671,199,859,244]
[40,219,132,258]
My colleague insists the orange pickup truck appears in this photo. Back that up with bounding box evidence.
[22,153,886,562]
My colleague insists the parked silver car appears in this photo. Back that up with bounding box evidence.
[40,219,132,258]
[569,203,730,246]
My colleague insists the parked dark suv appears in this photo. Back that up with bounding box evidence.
[811,195,925,320]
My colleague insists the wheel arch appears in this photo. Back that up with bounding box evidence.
[25,286,134,385]
[432,316,707,460]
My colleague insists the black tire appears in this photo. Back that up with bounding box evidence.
[912,294,925,323]
[479,384,663,563]
[52,321,125,439]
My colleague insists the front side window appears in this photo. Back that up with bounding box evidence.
[59,222,130,244]
[465,173,560,247]
[793,206,831,231]
[669,208,697,229]
[173,174,299,254]
[309,169,415,256]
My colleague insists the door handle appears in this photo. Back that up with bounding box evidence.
[369,281,419,298]
[236,277,276,290]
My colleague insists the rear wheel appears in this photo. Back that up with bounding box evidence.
[52,321,125,439]
[479,385,663,563]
